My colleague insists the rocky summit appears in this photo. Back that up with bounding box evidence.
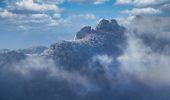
[43,19,126,70]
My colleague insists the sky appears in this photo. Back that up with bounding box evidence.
[0,0,169,49]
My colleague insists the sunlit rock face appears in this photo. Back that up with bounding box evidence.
[44,19,126,70]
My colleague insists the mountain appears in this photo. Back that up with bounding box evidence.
[0,50,26,69]
[43,19,126,70]
[17,46,48,55]
[0,49,11,54]
[0,46,47,69]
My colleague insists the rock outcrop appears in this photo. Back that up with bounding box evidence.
[43,19,126,70]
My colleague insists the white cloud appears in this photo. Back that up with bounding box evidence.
[160,3,170,12]
[78,13,96,20]
[92,55,113,67]
[35,0,64,4]
[115,0,136,5]
[0,9,16,18]
[91,55,115,81]
[126,16,170,39]
[53,13,61,18]
[122,7,161,15]
[13,56,97,93]
[0,0,63,34]
[115,0,169,5]
[31,14,49,19]
[14,0,60,12]
[61,13,96,27]
[116,15,170,87]
[68,0,108,4]
[17,25,28,31]
[118,33,170,86]
[93,0,109,4]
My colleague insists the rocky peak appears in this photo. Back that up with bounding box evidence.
[96,19,121,32]
[75,19,125,40]
[44,19,126,70]
[110,19,118,27]
[96,19,110,31]
[75,26,92,39]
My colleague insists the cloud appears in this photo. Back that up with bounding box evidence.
[116,15,170,87]
[5,0,62,13]
[59,13,97,32]
[13,56,97,93]
[0,0,62,29]
[115,0,170,6]
[67,0,109,4]
[117,15,170,56]
[92,55,113,68]
[31,13,49,19]
[14,0,60,12]
[35,0,64,4]
[118,33,170,86]
[0,9,16,18]
[0,12,59,26]
[122,7,161,15]
[82,13,96,20]
[69,13,96,20]
[126,16,170,39]
[117,16,170,39]
[115,0,134,5]
[90,55,119,82]
[116,0,169,17]
[160,3,170,13]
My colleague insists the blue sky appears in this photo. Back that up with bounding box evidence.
[0,0,169,49]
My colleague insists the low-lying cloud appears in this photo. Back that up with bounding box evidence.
[12,56,98,94]
[118,33,170,87]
